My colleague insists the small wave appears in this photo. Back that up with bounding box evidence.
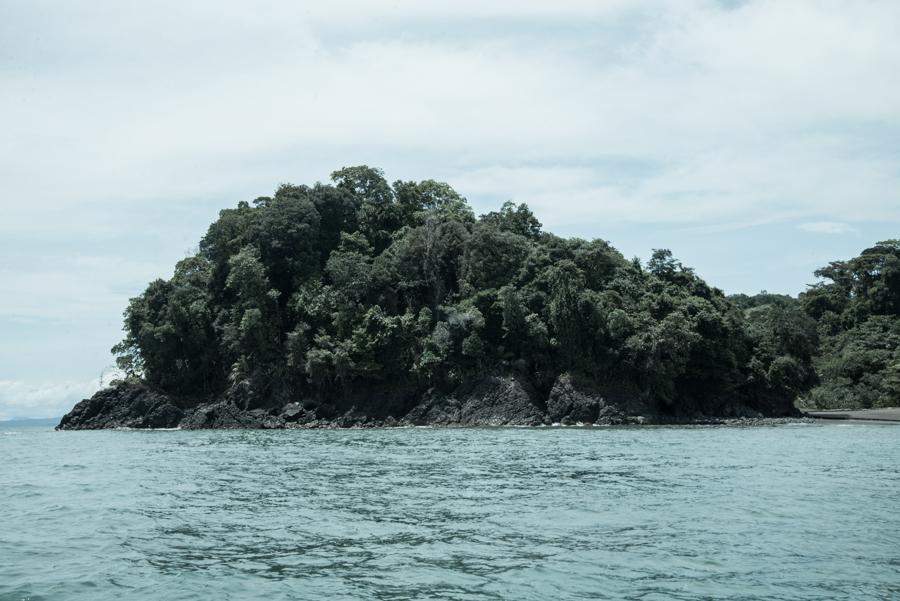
[3,422,899,601]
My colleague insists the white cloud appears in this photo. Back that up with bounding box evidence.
[0,378,105,421]
[2,0,900,414]
[0,255,167,320]
[3,0,899,227]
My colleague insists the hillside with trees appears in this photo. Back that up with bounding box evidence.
[799,240,900,409]
[58,167,898,429]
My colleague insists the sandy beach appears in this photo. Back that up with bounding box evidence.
[805,408,900,422]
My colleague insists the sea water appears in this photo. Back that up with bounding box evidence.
[2,422,898,600]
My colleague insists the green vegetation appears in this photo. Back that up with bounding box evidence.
[110,166,896,415]
[728,240,900,410]
[799,240,900,409]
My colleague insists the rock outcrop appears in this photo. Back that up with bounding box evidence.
[546,374,653,425]
[402,376,544,426]
[56,381,184,430]
[56,372,799,430]
[180,402,284,430]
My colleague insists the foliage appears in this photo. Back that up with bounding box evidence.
[799,240,900,409]
[731,293,819,412]
[113,166,832,414]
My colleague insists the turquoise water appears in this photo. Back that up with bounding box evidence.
[2,423,899,600]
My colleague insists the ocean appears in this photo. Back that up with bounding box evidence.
[2,421,898,600]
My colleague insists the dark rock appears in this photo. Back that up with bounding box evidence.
[547,373,603,424]
[144,403,184,429]
[595,404,627,426]
[724,403,764,419]
[403,375,544,426]
[546,374,658,425]
[58,373,806,431]
[57,380,183,430]
[281,402,304,420]
[180,401,274,429]
[330,407,372,428]
[261,415,285,429]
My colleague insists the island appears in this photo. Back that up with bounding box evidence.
[58,167,900,429]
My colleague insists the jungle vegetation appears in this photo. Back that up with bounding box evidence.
[798,240,900,409]
[111,166,898,412]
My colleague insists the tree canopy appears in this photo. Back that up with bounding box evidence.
[111,166,895,414]
[798,240,900,409]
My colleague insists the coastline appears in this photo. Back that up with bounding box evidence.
[59,378,900,430]
[70,418,819,431]
[804,408,900,423]
[56,375,810,431]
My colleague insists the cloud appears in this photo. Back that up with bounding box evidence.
[799,221,856,234]
[0,378,106,421]
[3,1,898,229]
[0,255,165,320]
[2,0,900,414]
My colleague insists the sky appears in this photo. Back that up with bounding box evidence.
[1,0,899,419]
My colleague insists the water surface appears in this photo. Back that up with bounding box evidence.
[2,423,899,600]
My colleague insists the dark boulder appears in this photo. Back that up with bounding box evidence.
[281,402,305,421]
[57,381,183,430]
[180,402,277,429]
[547,373,603,424]
[403,375,544,426]
[144,402,185,428]
[546,374,655,425]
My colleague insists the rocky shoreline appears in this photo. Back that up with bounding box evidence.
[57,373,804,431]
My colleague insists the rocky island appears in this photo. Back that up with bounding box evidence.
[59,167,900,429]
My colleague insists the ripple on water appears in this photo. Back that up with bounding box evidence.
[1,423,899,600]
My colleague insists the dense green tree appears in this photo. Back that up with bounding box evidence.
[393,179,474,226]
[797,243,900,409]
[218,245,284,398]
[115,166,882,417]
[386,216,469,315]
[309,183,361,260]
[480,201,542,239]
[462,224,530,291]
[113,256,220,395]
[332,166,401,254]
[732,293,819,411]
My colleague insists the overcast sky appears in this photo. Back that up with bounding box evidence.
[2,0,899,418]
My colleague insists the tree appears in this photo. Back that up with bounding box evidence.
[393,179,474,226]
[462,224,530,290]
[800,241,900,408]
[387,216,469,314]
[547,260,588,369]
[112,257,220,395]
[331,166,394,205]
[480,201,542,239]
[332,165,400,253]
[113,166,872,418]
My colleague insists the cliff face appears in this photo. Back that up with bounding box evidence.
[57,374,799,430]
[57,383,184,430]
